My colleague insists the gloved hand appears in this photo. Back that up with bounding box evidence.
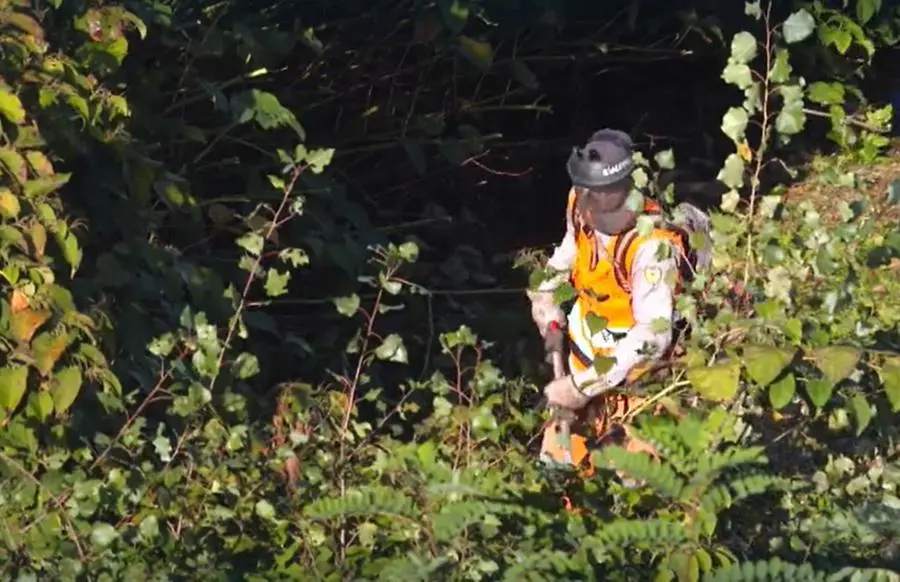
[528,290,565,339]
[543,375,590,410]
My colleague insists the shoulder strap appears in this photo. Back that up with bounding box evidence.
[612,229,640,294]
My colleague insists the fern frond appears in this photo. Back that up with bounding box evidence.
[302,486,419,520]
[696,446,768,477]
[376,553,452,582]
[699,474,783,514]
[502,550,575,582]
[591,518,692,549]
[827,567,900,582]
[703,558,827,582]
[594,447,685,499]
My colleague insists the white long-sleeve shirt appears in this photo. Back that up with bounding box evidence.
[534,211,677,394]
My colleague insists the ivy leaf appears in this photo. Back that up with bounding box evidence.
[880,356,900,412]
[848,393,873,436]
[0,365,29,412]
[264,268,290,297]
[782,9,815,44]
[805,378,834,409]
[333,294,361,317]
[721,107,749,142]
[742,345,794,387]
[687,360,741,402]
[51,365,83,415]
[374,333,408,364]
[768,373,796,410]
[729,31,758,64]
[811,346,861,387]
[0,88,26,124]
[458,36,493,71]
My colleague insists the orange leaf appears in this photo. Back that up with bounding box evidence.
[31,331,72,376]
[9,288,29,313]
[10,308,51,343]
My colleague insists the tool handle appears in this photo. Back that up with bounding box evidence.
[546,322,573,456]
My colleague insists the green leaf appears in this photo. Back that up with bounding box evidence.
[768,374,796,410]
[807,81,845,106]
[26,390,52,422]
[811,346,861,386]
[139,516,159,539]
[729,31,758,64]
[333,294,361,317]
[440,0,469,33]
[232,352,260,380]
[374,333,408,364]
[586,313,608,335]
[721,107,749,143]
[742,345,794,387]
[0,365,29,411]
[510,60,538,89]
[90,523,118,548]
[805,378,834,409]
[654,149,675,170]
[768,48,792,83]
[856,0,881,25]
[23,175,70,199]
[687,360,741,402]
[264,268,290,297]
[50,366,82,415]
[458,36,493,71]
[59,232,83,277]
[721,63,753,89]
[775,104,805,135]
[255,499,276,520]
[398,241,419,262]
[306,148,334,173]
[236,232,264,256]
[848,394,873,436]
[717,154,745,189]
[782,9,815,44]
[230,89,305,139]
[0,88,26,124]
[880,357,900,412]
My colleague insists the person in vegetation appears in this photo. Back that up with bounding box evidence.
[528,129,710,475]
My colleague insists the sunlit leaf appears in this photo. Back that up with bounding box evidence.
[375,334,408,364]
[880,356,900,412]
[782,9,815,44]
[687,360,741,402]
[811,346,861,387]
[848,393,873,436]
[742,345,795,387]
[0,88,26,124]
[0,365,29,411]
[768,374,796,410]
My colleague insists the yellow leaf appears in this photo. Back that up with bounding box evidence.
[458,35,494,71]
[10,308,51,343]
[737,140,753,162]
[31,331,73,376]
[0,146,28,183]
[5,12,44,39]
[29,221,46,259]
[686,360,741,402]
[742,344,795,387]
[0,187,20,218]
[25,151,54,177]
[0,88,26,124]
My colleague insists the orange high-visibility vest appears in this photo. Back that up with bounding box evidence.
[564,189,685,377]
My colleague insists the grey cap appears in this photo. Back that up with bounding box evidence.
[566,128,635,188]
